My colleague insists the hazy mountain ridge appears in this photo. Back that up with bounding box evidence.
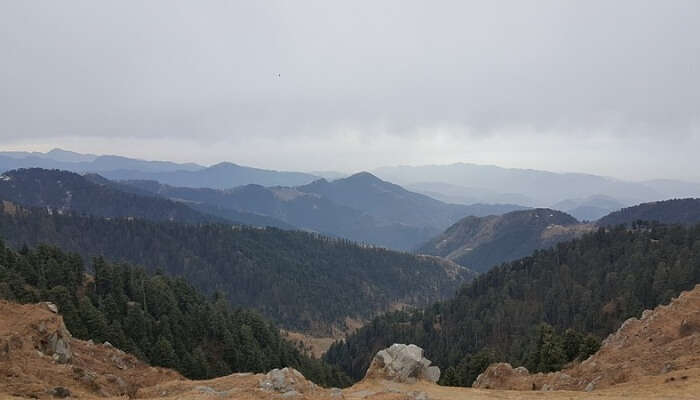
[123,172,525,250]
[418,208,590,272]
[298,173,525,232]
[551,195,625,221]
[0,149,317,188]
[122,178,436,250]
[374,163,700,207]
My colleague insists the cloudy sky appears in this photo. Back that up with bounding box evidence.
[1,1,698,180]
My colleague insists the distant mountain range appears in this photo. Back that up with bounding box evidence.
[0,149,316,188]
[418,208,592,272]
[551,195,625,221]
[374,163,700,209]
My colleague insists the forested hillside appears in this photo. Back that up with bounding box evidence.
[0,241,350,387]
[326,223,700,385]
[597,198,700,227]
[0,204,474,333]
[418,208,590,272]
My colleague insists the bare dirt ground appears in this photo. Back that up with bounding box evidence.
[2,288,700,399]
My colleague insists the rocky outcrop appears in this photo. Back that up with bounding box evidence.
[473,363,532,390]
[364,344,440,383]
[32,311,74,364]
[0,300,180,399]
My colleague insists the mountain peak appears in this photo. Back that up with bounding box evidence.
[344,171,384,184]
[208,161,241,169]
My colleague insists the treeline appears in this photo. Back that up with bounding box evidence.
[0,241,351,387]
[0,206,473,333]
[325,223,700,386]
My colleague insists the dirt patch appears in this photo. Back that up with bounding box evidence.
[282,330,337,358]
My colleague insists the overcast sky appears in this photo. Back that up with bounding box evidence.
[1,1,699,180]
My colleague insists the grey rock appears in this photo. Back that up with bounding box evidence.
[259,367,309,394]
[366,344,440,383]
[47,329,72,364]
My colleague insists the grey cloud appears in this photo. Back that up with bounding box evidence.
[0,1,698,177]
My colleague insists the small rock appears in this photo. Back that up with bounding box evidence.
[411,391,430,400]
[44,302,59,314]
[51,387,71,398]
[585,381,595,392]
[103,341,113,348]
[282,390,299,398]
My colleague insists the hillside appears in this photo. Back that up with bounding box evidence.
[418,208,591,272]
[0,169,216,224]
[325,223,700,384]
[0,204,475,334]
[597,198,700,227]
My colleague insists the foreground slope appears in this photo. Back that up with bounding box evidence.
[2,301,699,400]
[418,208,592,272]
[0,301,181,398]
[474,284,700,392]
[0,204,475,333]
[0,242,349,387]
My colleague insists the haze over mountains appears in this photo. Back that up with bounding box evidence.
[4,149,700,214]
[373,163,700,210]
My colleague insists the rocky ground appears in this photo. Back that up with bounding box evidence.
[2,288,700,399]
